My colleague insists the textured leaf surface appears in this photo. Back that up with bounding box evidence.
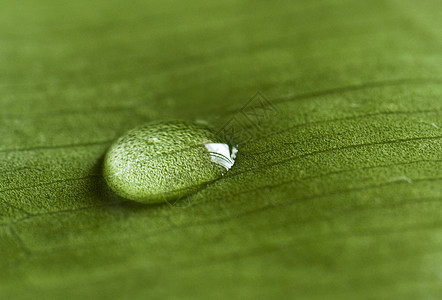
[1,0,441,299]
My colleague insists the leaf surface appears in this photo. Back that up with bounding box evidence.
[1,0,441,299]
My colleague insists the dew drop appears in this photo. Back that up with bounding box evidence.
[103,121,237,204]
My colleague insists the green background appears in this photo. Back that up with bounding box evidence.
[1,0,441,299]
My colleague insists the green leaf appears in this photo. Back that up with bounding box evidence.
[1,0,441,299]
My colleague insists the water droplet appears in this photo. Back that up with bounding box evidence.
[103,121,237,204]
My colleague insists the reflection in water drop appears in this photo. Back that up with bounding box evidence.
[204,143,237,171]
[103,121,237,204]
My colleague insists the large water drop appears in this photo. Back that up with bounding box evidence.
[103,121,237,204]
